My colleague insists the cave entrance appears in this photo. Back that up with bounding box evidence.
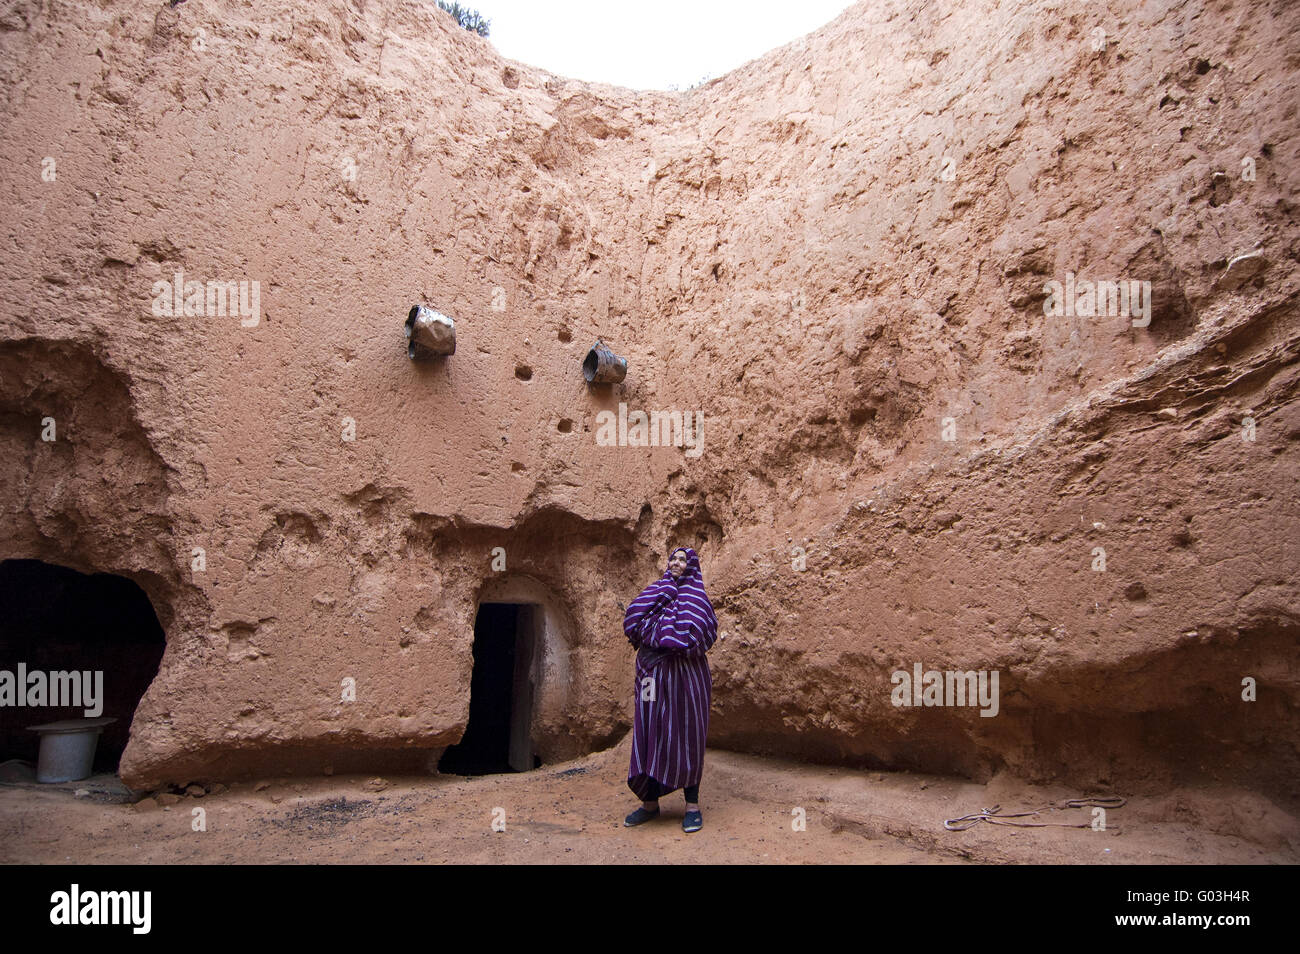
[438,602,539,776]
[0,559,166,777]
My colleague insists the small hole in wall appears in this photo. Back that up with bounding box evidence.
[515,365,533,380]
[511,461,526,472]
[557,328,572,343]
[557,418,574,433]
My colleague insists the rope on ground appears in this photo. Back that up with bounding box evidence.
[943,796,1127,831]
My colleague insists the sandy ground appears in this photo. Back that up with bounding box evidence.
[1,737,1294,864]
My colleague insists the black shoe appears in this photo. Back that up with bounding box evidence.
[682,809,703,833]
[624,805,660,827]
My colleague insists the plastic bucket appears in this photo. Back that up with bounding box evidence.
[29,718,116,783]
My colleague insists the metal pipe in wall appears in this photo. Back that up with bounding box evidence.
[405,305,456,359]
[583,340,627,383]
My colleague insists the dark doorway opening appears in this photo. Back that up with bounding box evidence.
[438,602,539,776]
[0,559,166,774]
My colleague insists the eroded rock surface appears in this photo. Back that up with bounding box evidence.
[0,0,1296,818]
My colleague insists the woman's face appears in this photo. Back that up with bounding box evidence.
[668,549,689,578]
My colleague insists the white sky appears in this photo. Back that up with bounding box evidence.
[468,0,858,91]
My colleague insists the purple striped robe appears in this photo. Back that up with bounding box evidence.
[622,546,718,801]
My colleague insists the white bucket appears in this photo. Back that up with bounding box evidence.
[28,717,117,783]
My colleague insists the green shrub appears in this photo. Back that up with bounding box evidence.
[436,1,491,37]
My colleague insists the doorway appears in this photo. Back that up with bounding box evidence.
[437,602,539,775]
[0,559,166,774]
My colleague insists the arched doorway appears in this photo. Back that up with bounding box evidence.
[0,559,166,776]
[438,602,540,775]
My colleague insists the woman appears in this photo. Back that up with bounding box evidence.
[621,545,718,833]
